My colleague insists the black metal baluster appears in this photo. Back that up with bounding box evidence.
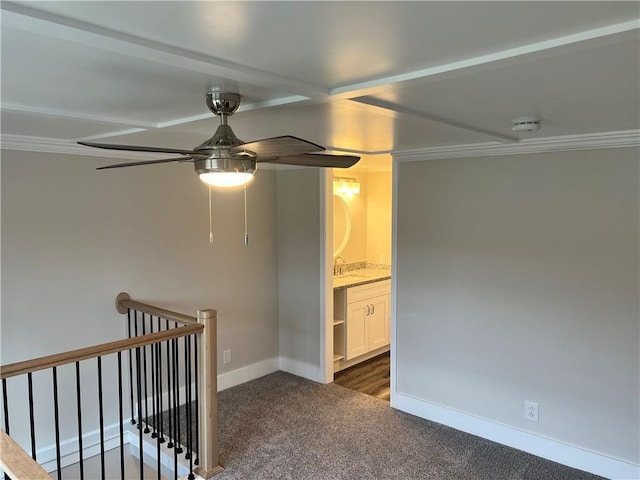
[133,310,142,429]
[27,373,36,460]
[174,324,182,455]
[142,313,150,434]
[193,334,200,466]
[2,379,11,480]
[185,336,194,480]
[184,334,191,460]
[2,378,9,436]
[172,337,179,480]
[98,357,105,480]
[75,363,84,480]
[118,352,125,480]
[157,316,165,444]
[166,320,174,449]
[154,326,161,479]
[52,367,62,480]
[128,309,136,425]
[136,346,144,480]
[150,315,157,439]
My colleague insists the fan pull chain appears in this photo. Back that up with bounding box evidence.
[208,186,214,244]
[243,166,249,246]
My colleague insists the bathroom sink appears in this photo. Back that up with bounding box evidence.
[337,273,368,279]
[333,267,391,287]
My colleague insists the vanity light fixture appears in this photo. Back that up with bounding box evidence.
[333,177,360,197]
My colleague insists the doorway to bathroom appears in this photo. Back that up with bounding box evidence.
[324,156,393,401]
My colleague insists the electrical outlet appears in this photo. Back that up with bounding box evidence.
[223,349,232,365]
[525,401,539,423]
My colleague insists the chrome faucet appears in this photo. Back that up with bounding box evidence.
[333,255,346,276]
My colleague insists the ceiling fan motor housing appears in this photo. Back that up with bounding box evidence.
[195,124,245,151]
[194,156,257,176]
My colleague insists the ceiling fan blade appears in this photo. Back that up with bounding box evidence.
[259,153,360,169]
[96,157,192,170]
[231,135,325,157]
[79,141,202,156]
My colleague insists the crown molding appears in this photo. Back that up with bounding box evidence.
[393,130,640,162]
[0,134,166,160]
[3,130,639,163]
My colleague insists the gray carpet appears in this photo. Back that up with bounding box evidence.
[156,371,602,479]
[207,371,602,480]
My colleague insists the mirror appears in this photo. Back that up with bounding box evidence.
[333,194,351,258]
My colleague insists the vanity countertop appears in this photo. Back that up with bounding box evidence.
[333,267,391,289]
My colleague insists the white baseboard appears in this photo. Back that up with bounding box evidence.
[128,424,198,480]
[36,422,126,473]
[217,357,279,391]
[217,356,323,389]
[130,357,279,417]
[278,356,323,383]
[392,391,640,480]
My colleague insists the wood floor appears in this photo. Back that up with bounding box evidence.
[334,352,390,401]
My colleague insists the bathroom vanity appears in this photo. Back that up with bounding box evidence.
[333,266,391,372]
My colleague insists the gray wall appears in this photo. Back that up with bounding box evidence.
[395,147,639,463]
[1,149,279,449]
[277,168,322,369]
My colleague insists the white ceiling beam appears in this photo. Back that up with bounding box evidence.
[351,97,519,143]
[324,145,393,156]
[1,2,329,100]
[332,20,640,99]
[2,93,316,134]
[1,2,328,135]
[334,20,638,144]
[156,95,313,129]
[1,103,156,129]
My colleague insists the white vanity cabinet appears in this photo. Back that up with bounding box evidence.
[334,279,391,361]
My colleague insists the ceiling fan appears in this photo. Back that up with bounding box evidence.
[79,92,360,188]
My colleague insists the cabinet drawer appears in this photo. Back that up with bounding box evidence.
[347,279,391,304]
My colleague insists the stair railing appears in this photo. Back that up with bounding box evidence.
[0,429,50,479]
[0,293,223,480]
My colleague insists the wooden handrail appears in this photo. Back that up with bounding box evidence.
[115,292,198,325]
[1,293,222,478]
[0,324,202,379]
[0,429,51,479]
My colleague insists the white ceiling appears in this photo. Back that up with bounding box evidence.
[1,1,639,172]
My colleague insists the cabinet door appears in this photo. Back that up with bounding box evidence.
[368,294,390,351]
[345,300,369,360]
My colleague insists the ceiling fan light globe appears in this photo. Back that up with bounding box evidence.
[195,156,256,188]
[199,171,254,188]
